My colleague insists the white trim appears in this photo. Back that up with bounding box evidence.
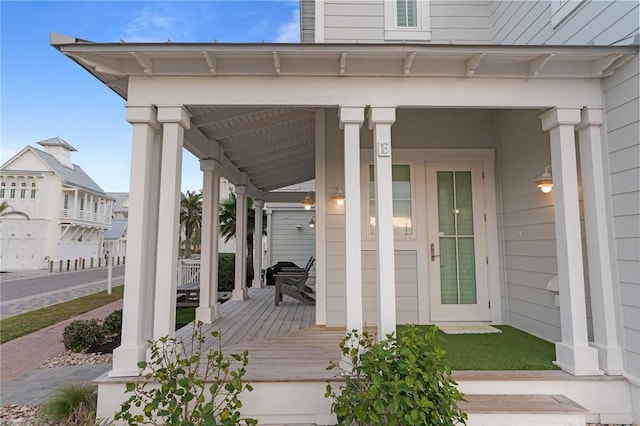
[384,0,432,41]
[314,109,327,326]
[314,0,325,43]
[551,0,584,28]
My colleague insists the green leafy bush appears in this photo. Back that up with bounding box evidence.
[62,319,106,353]
[103,309,123,335]
[37,383,98,425]
[218,253,235,292]
[114,321,257,425]
[326,325,467,426]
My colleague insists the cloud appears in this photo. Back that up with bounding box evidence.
[275,9,300,43]
[123,4,177,42]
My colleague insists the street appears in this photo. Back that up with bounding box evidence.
[0,266,126,319]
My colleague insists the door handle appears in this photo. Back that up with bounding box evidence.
[430,243,440,261]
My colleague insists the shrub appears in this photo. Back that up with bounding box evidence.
[62,319,106,353]
[218,253,235,292]
[37,383,98,425]
[326,325,467,426]
[114,321,257,425]
[103,309,123,335]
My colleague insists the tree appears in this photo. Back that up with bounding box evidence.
[180,190,202,258]
[219,193,266,285]
[0,201,30,220]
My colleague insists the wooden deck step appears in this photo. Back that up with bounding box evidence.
[462,394,586,413]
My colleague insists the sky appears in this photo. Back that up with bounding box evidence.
[1,0,300,193]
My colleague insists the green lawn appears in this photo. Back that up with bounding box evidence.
[0,286,124,344]
[411,325,559,370]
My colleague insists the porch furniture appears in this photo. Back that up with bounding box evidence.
[275,257,315,306]
[176,281,200,308]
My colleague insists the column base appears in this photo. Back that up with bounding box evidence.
[109,343,148,377]
[195,304,221,324]
[554,342,603,376]
[253,277,265,288]
[232,287,248,301]
[590,342,625,375]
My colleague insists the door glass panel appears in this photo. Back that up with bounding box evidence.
[437,171,477,305]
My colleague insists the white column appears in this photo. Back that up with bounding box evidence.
[577,107,624,375]
[253,199,265,288]
[196,159,222,323]
[540,107,602,376]
[111,106,160,377]
[368,107,397,338]
[339,106,365,332]
[152,106,190,339]
[265,209,273,267]
[232,185,248,300]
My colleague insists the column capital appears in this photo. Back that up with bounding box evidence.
[253,199,264,208]
[540,107,582,131]
[200,158,222,173]
[126,105,160,129]
[235,185,247,194]
[367,106,396,129]
[338,106,365,129]
[576,107,604,130]
[157,105,191,129]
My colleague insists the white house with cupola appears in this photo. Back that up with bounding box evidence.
[52,0,639,423]
[0,137,113,270]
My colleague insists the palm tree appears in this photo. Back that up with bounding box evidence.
[180,190,202,258]
[0,201,30,220]
[219,193,266,285]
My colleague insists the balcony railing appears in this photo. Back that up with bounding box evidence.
[178,258,201,286]
[59,209,111,226]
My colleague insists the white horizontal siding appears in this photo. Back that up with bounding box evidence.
[269,210,316,270]
[604,55,640,382]
[491,0,639,46]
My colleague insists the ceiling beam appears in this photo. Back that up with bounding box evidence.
[528,53,555,77]
[234,143,314,169]
[205,110,313,140]
[223,127,314,155]
[247,158,314,180]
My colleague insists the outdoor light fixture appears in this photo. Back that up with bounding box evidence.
[309,216,316,228]
[302,192,314,210]
[535,165,553,193]
[332,187,345,206]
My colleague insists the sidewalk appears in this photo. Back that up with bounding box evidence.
[1,299,123,404]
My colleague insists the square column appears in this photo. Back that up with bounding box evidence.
[253,199,265,288]
[368,106,397,338]
[577,107,624,375]
[540,107,602,376]
[111,106,161,377]
[152,106,190,339]
[196,159,222,323]
[339,106,365,332]
[232,185,248,301]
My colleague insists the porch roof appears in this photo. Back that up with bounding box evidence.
[50,34,637,193]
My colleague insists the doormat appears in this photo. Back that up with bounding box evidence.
[438,325,502,335]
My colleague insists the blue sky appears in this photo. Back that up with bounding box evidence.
[1,0,300,192]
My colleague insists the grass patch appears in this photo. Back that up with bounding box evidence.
[176,307,196,325]
[0,286,124,344]
[405,325,559,370]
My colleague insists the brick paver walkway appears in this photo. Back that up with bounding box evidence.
[0,300,123,386]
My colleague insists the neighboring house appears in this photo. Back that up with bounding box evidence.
[103,192,128,260]
[52,0,639,423]
[0,137,113,270]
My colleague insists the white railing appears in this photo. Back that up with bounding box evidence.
[178,258,201,287]
[59,209,111,225]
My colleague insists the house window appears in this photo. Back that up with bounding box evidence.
[20,182,26,199]
[94,202,98,214]
[31,183,36,199]
[80,198,84,211]
[10,182,16,198]
[369,164,413,237]
[550,0,584,28]
[384,0,431,41]
[64,194,69,209]
[0,182,5,198]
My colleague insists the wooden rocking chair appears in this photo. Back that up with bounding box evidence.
[274,256,315,306]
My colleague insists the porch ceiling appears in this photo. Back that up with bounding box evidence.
[188,106,315,191]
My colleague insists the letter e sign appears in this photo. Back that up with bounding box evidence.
[378,141,391,157]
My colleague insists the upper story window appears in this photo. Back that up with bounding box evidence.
[551,0,584,28]
[369,164,413,238]
[31,183,36,199]
[384,0,431,41]
[10,182,16,198]
[64,194,69,209]
[94,202,98,214]
[0,182,5,198]
[80,198,85,211]
[20,182,27,199]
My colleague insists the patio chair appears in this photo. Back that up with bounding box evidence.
[274,256,315,306]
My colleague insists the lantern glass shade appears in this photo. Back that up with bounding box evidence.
[333,188,345,205]
[302,193,314,210]
[535,166,553,193]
